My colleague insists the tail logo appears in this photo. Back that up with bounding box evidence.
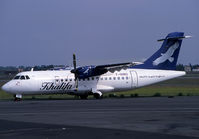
[153,42,179,66]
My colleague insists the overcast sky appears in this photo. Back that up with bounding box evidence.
[0,0,198,66]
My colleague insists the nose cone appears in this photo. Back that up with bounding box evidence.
[1,83,9,92]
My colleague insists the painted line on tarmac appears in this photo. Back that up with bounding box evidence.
[0,110,199,116]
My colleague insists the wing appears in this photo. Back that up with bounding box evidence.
[71,62,142,79]
[95,62,142,73]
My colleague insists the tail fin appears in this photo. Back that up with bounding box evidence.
[134,32,189,70]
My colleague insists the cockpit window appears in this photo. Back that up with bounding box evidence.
[14,76,20,79]
[25,75,30,79]
[20,76,25,80]
[13,75,30,80]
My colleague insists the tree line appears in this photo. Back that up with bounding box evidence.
[0,64,198,75]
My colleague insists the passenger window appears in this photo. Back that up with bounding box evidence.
[92,77,94,80]
[117,77,120,80]
[113,77,116,80]
[126,77,128,80]
[83,78,85,81]
[14,76,20,80]
[87,78,90,81]
[61,79,63,82]
[109,77,112,80]
[105,77,107,80]
[101,78,103,80]
[96,77,99,80]
[65,79,68,82]
[20,76,25,80]
[69,79,72,81]
[122,77,124,80]
[25,75,30,80]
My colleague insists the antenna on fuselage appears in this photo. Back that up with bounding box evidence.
[31,68,34,72]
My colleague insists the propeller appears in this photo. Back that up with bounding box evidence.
[72,54,78,89]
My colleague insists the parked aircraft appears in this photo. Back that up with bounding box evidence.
[2,32,191,100]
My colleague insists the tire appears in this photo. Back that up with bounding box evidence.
[80,95,88,99]
[94,94,103,99]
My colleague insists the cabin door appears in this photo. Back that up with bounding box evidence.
[130,71,138,88]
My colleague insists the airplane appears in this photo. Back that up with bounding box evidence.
[1,32,191,100]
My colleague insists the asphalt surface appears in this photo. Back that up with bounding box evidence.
[0,97,199,139]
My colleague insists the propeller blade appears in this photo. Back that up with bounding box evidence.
[72,54,78,89]
[75,78,78,89]
[73,54,76,71]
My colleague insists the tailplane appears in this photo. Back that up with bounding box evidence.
[134,32,190,70]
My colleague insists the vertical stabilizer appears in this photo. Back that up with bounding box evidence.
[134,32,189,70]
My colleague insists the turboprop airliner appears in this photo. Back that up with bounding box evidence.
[2,32,191,100]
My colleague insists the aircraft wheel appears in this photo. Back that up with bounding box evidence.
[80,95,88,99]
[14,94,22,101]
[14,97,22,101]
[94,93,103,99]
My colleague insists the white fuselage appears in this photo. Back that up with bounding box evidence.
[2,69,185,96]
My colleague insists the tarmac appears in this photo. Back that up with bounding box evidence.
[0,96,199,139]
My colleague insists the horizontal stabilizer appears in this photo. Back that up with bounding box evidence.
[157,35,192,42]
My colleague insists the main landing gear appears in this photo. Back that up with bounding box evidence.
[93,93,103,99]
[80,95,88,99]
[79,93,103,99]
[79,94,103,99]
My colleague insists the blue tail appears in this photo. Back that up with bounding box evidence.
[133,32,185,70]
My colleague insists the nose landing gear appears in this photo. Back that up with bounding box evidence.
[14,94,22,101]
